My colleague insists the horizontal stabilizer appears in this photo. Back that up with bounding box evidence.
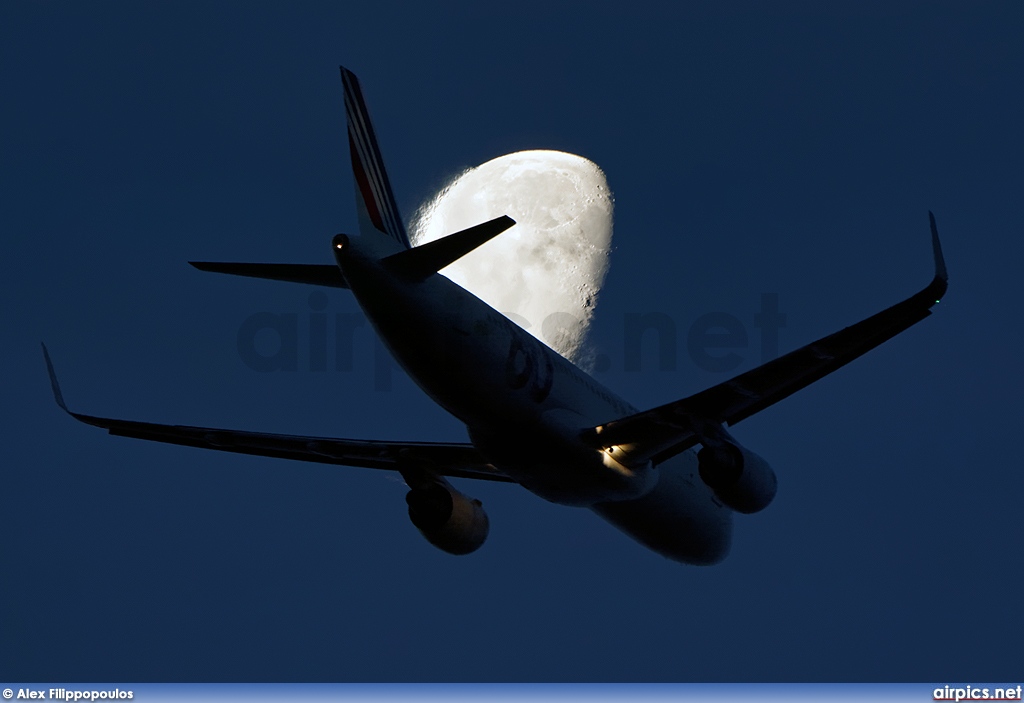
[189,262,349,289]
[382,215,515,281]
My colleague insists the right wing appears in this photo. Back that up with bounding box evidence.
[585,212,949,466]
[42,345,512,484]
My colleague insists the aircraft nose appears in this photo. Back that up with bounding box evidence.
[332,233,349,251]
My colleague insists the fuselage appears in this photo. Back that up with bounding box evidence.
[334,231,732,564]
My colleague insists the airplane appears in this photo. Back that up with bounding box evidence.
[42,66,949,565]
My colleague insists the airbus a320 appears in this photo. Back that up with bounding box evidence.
[44,67,948,564]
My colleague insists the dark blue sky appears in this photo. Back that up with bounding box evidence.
[3,1,1022,682]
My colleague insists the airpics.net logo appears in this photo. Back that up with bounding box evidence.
[232,291,788,391]
[934,685,1023,701]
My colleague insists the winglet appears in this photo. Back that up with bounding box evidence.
[929,211,948,284]
[41,342,69,413]
[927,211,949,304]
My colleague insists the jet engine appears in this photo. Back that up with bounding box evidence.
[697,442,777,514]
[405,481,489,555]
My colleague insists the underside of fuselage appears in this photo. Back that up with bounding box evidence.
[333,230,733,564]
[336,233,656,498]
[593,451,733,565]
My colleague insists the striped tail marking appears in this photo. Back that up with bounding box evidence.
[340,67,411,249]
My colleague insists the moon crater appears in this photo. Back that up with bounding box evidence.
[411,150,613,362]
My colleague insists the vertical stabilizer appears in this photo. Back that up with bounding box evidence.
[340,67,411,249]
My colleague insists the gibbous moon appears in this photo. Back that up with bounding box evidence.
[410,150,613,362]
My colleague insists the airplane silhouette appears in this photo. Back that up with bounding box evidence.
[44,67,948,564]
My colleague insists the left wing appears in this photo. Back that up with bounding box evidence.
[42,345,512,483]
[585,212,949,466]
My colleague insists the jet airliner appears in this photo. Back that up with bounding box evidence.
[43,67,948,564]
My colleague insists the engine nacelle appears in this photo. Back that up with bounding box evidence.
[405,482,489,555]
[697,442,777,514]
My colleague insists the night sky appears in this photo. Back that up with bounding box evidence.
[3,1,1022,682]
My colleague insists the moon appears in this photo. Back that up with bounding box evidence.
[410,150,613,363]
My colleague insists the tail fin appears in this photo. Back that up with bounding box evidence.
[340,67,411,249]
